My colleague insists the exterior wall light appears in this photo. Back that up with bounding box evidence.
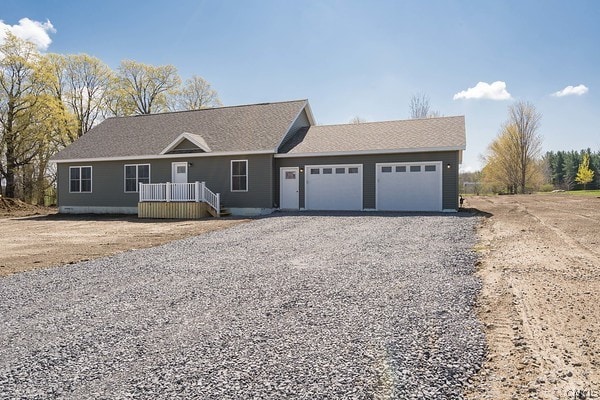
[299,167,304,173]
[446,163,451,169]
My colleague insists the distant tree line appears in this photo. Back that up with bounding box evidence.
[0,33,221,204]
[543,149,599,190]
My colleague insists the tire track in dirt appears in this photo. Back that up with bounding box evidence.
[465,195,600,400]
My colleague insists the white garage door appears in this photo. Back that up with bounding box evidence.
[305,164,362,210]
[376,162,442,211]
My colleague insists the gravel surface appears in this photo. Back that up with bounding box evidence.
[0,213,485,399]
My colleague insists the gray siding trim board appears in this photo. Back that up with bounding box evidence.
[274,151,460,210]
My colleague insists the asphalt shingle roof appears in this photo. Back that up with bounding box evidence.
[52,100,308,160]
[283,116,466,154]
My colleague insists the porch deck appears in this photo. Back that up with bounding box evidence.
[138,182,222,219]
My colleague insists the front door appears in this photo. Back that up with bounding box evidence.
[280,167,299,209]
[172,162,188,183]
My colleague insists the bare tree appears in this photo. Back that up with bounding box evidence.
[482,101,543,193]
[409,93,440,119]
[45,53,112,141]
[116,60,181,114]
[349,116,366,124]
[509,101,543,193]
[169,75,221,111]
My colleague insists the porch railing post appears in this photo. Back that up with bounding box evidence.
[216,193,220,215]
[194,181,201,202]
[201,181,206,202]
[166,182,171,202]
[139,182,143,202]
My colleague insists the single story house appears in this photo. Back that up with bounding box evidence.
[51,99,466,217]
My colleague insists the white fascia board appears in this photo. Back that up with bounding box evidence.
[273,100,313,153]
[274,146,465,158]
[160,132,212,154]
[51,150,275,164]
[303,101,316,125]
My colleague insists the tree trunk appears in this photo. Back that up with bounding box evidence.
[4,168,16,199]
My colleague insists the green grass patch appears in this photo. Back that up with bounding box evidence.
[565,189,600,196]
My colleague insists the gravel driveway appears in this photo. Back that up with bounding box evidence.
[0,213,485,399]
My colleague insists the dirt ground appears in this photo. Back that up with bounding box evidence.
[0,209,247,277]
[466,194,600,400]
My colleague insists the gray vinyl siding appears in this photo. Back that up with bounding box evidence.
[57,154,274,210]
[275,151,460,210]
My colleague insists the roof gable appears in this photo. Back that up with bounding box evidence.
[161,132,212,154]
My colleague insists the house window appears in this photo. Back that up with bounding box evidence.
[396,166,406,172]
[323,168,333,174]
[231,160,248,192]
[124,164,150,192]
[335,168,345,174]
[382,166,392,173]
[425,165,436,172]
[69,166,92,193]
[310,168,320,174]
[348,167,359,174]
[410,165,421,172]
[285,171,296,179]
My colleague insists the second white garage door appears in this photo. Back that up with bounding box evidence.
[376,162,442,211]
[305,164,362,210]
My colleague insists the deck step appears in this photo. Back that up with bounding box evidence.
[207,204,231,218]
[219,205,231,217]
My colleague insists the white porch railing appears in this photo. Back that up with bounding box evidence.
[139,182,220,214]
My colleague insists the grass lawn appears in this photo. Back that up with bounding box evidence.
[565,189,600,196]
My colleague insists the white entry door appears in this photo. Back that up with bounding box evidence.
[171,162,188,183]
[280,167,299,209]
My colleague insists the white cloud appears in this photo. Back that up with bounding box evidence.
[0,18,56,50]
[551,84,589,97]
[453,81,512,100]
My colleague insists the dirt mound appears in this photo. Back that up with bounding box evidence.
[0,197,55,217]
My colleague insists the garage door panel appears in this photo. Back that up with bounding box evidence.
[306,165,362,210]
[376,162,442,211]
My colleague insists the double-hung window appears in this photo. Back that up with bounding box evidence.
[231,160,248,192]
[124,164,150,192]
[69,166,92,193]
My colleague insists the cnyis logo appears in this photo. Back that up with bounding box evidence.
[566,388,598,399]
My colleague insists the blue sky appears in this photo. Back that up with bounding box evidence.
[3,0,599,171]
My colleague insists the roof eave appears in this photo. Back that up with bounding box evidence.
[274,146,466,158]
[51,150,276,164]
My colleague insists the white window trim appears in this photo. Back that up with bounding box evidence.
[231,159,248,192]
[124,164,151,193]
[69,166,93,193]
